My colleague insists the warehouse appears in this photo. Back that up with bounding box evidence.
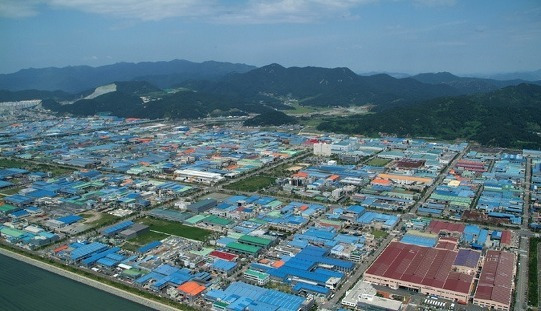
[226,241,261,256]
[364,241,474,304]
[473,250,515,311]
[237,234,274,249]
[205,281,309,311]
[119,223,149,239]
[174,169,224,184]
[186,198,217,213]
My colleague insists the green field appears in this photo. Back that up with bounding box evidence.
[123,231,169,251]
[139,217,212,241]
[85,213,119,228]
[371,229,388,239]
[365,157,392,167]
[528,237,540,307]
[224,175,276,192]
[0,158,72,177]
[0,187,23,196]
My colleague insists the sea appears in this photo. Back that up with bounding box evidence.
[0,253,153,311]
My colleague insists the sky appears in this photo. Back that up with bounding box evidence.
[1,0,540,75]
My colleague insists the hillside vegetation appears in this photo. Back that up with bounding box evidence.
[318,84,541,149]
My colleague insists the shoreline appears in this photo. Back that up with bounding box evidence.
[0,247,181,311]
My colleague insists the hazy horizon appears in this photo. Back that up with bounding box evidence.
[1,0,541,75]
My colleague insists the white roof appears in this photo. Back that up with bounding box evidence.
[174,169,224,179]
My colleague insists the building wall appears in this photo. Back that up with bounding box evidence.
[364,274,469,303]
[473,298,510,311]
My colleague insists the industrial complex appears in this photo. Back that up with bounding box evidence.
[0,111,539,311]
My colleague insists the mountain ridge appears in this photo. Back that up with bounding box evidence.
[0,59,256,93]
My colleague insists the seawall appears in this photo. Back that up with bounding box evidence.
[0,247,181,311]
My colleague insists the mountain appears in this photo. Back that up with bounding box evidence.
[0,60,255,93]
[411,72,540,94]
[0,89,75,102]
[317,84,541,149]
[482,69,541,82]
[182,64,461,110]
[359,71,411,79]
[41,81,160,117]
[244,110,298,127]
[42,80,275,119]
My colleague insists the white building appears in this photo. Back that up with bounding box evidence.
[174,169,225,184]
[313,143,332,156]
[342,280,403,310]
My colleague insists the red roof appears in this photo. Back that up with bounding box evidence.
[365,242,473,295]
[293,172,308,178]
[436,241,457,250]
[209,250,237,261]
[428,220,465,234]
[178,281,205,296]
[474,250,515,307]
[500,230,512,245]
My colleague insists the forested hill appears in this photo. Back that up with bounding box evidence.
[0,59,255,92]
[182,63,461,110]
[317,84,541,149]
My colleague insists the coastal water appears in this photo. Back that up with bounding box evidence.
[0,253,153,311]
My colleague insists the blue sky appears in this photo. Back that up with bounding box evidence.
[1,0,540,75]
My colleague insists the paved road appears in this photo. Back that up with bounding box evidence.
[322,229,398,309]
[523,158,532,230]
[515,235,530,311]
[409,146,469,216]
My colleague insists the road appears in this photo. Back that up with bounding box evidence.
[514,156,533,311]
[522,158,532,230]
[322,229,397,309]
[515,235,529,311]
[409,146,469,215]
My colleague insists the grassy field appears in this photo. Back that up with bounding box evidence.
[122,231,169,251]
[0,158,72,177]
[0,186,23,196]
[284,102,325,115]
[85,213,119,227]
[139,217,212,241]
[224,175,276,192]
[371,229,389,239]
[365,157,392,167]
[528,237,539,307]
[0,159,28,168]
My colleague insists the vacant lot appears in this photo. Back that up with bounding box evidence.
[123,231,169,251]
[83,213,119,228]
[365,157,391,167]
[0,158,72,176]
[371,229,388,239]
[224,175,276,192]
[139,217,212,241]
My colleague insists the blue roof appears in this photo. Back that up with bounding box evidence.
[57,215,82,225]
[82,247,121,266]
[137,241,162,253]
[347,205,366,214]
[213,259,237,271]
[71,242,108,261]
[10,209,29,218]
[0,180,13,188]
[454,249,481,268]
[401,233,437,248]
[293,282,330,295]
[5,194,33,205]
[218,282,305,311]
[102,220,134,235]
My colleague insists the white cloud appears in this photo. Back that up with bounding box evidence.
[0,0,41,18]
[218,0,374,24]
[0,0,376,23]
[413,0,456,7]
